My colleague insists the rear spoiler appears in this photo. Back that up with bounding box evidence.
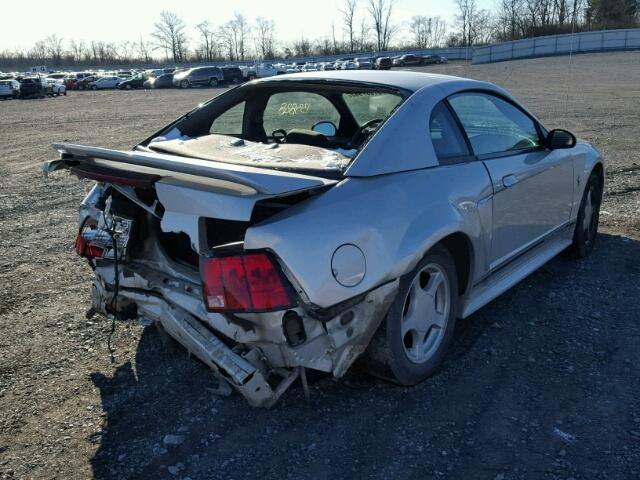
[44,143,335,195]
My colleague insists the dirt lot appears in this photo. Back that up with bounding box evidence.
[1,51,639,480]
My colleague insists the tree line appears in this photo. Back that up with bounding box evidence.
[0,0,637,70]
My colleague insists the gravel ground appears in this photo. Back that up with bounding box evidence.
[0,51,639,480]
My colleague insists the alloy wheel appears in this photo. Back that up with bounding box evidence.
[400,263,451,364]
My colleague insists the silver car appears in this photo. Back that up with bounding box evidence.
[45,71,603,407]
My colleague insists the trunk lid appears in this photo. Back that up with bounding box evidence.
[45,143,336,252]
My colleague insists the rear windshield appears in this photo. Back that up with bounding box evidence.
[146,83,407,176]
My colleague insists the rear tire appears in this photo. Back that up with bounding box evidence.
[362,245,459,385]
[209,78,218,87]
[568,172,602,258]
[180,79,189,89]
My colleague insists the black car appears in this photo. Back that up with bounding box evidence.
[117,74,147,90]
[19,77,52,99]
[144,73,173,89]
[421,55,438,65]
[392,54,422,67]
[374,56,392,70]
[221,67,243,84]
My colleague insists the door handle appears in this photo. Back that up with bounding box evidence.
[502,174,518,187]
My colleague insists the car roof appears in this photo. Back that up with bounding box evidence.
[252,70,473,93]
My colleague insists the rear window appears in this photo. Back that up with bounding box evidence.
[342,92,403,126]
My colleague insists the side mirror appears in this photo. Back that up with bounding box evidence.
[546,129,576,149]
[312,121,337,137]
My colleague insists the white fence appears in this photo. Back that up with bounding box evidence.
[473,28,640,64]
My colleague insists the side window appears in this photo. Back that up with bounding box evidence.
[429,102,471,163]
[343,92,403,126]
[210,101,246,135]
[448,92,540,156]
[263,92,341,135]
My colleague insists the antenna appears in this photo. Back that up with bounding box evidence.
[564,9,579,115]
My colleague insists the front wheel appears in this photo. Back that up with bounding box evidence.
[363,245,459,385]
[209,78,218,87]
[568,172,602,258]
[180,79,189,89]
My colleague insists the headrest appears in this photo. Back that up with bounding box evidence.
[285,129,330,148]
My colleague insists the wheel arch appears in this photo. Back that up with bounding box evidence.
[591,162,605,193]
[434,232,474,297]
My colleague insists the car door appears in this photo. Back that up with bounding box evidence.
[448,91,574,270]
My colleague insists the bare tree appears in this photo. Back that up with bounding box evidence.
[117,41,134,62]
[455,0,477,46]
[340,0,358,52]
[137,36,153,63]
[196,21,217,61]
[292,37,312,57]
[30,40,47,61]
[367,0,398,51]
[255,17,277,59]
[233,13,250,61]
[44,35,64,64]
[151,11,188,62]
[69,40,86,63]
[409,16,447,48]
[496,0,524,39]
[331,22,339,54]
[219,13,251,61]
[471,9,496,44]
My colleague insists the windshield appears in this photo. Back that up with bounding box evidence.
[342,92,403,126]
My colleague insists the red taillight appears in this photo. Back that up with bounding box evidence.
[200,252,294,312]
[75,222,104,258]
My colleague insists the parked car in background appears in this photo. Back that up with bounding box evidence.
[0,79,20,99]
[421,55,438,65]
[221,67,243,84]
[173,67,224,88]
[64,72,93,90]
[393,54,423,67]
[341,60,358,70]
[319,62,336,71]
[117,73,148,90]
[246,63,287,80]
[144,73,173,89]
[46,73,67,80]
[374,56,393,70]
[432,55,448,64]
[47,78,66,96]
[355,57,373,69]
[88,76,122,90]
[19,77,51,98]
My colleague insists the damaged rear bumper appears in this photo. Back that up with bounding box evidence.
[91,263,398,407]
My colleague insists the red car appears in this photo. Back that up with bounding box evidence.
[64,72,92,90]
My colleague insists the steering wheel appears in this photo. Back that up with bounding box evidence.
[350,118,384,147]
[272,129,287,144]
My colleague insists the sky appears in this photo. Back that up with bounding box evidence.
[0,0,492,51]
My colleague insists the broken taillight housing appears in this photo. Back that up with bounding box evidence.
[200,252,294,312]
[75,221,105,258]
